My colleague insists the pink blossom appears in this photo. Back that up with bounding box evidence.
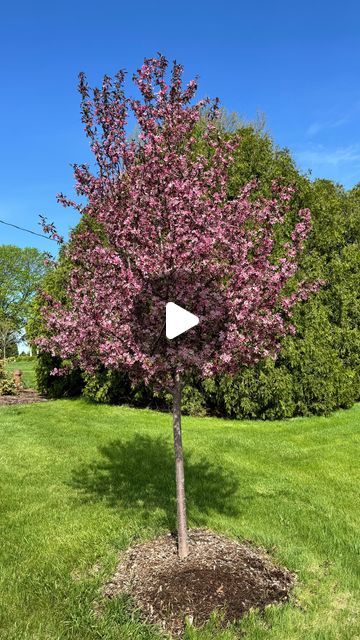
[37,56,318,390]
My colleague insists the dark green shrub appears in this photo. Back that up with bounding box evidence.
[153,382,207,416]
[202,361,295,420]
[82,366,155,408]
[36,352,84,399]
[181,384,207,416]
[82,368,206,415]
[82,368,131,404]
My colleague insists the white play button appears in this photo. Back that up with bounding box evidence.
[166,302,199,340]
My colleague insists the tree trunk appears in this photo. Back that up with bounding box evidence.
[172,370,189,559]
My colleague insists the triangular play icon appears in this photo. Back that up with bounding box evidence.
[166,302,199,340]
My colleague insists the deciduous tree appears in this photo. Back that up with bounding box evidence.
[0,245,48,331]
[37,56,316,558]
[0,319,18,361]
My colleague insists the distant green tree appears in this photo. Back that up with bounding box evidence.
[0,318,18,360]
[0,246,49,337]
[5,340,18,358]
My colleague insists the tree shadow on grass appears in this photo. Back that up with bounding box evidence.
[70,435,240,530]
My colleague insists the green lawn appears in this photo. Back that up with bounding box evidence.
[5,358,36,389]
[0,399,359,640]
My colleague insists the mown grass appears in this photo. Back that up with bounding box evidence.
[0,399,359,639]
[5,358,36,388]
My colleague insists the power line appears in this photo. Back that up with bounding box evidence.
[0,218,57,241]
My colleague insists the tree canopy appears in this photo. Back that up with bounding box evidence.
[0,245,48,356]
[0,245,48,327]
[36,57,315,389]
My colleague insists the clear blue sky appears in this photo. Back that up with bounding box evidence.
[0,0,359,252]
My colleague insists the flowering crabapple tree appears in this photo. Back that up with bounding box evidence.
[38,56,316,559]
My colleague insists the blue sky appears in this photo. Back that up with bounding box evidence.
[0,0,359,252]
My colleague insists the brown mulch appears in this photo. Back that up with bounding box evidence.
[103,529,295,636]
[0,389,47,406]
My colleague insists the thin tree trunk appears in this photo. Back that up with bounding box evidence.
[172,370,189,559]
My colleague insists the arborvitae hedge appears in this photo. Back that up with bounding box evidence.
[29,125,360,418]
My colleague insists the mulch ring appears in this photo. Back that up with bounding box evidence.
[103,529,295,637]
[0,389,47,406]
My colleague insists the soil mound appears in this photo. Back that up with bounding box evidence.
[104,529,294,636]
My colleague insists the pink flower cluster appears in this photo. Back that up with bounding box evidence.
[37,56,316,389]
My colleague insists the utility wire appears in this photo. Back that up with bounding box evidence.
[0,218,56,241]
